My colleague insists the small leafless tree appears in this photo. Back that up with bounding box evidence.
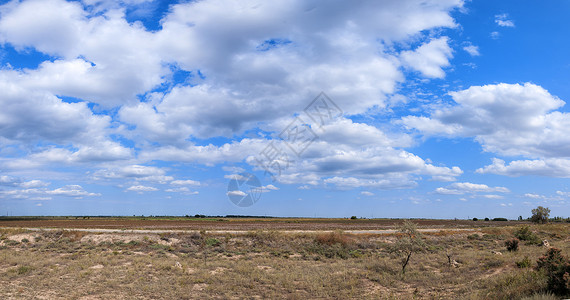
[393,220,426,274]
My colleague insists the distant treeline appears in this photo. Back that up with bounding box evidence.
[0,215,277,220]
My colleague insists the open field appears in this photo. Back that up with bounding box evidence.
[0,217,528,231]
[0,219,569,299]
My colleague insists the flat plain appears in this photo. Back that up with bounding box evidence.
[0,217,568,299]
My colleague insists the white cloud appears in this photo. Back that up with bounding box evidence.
[495,14,515,27]
[141,139,267,166]
[114,0,460,141]
[477,158,570,177]
[222,166,245,173]
[93,165,173,183]
[463,44,480,56]
[0,0,463,139]
[170,179,200,186]
[435,182,509,195]
[0,0,469,195]
[125,185,158,192]
[0,185,100,199]
[257,184,280,193]
[481,194,503,199]
[165,187,198,194]
[324,176,416,189]
[0,175,20,186]
[46,185,100,197]
[525,193,544,199]
[360,191,374,196]
[490,31,500,39]
[434,187,463,195]
[403,83,570,162]
[226,190,246,197]
[263,184,279,191]
[19,180,50,188]
[400,37,453,78]
[166,187,189,193]
[234,118,463,189]
[0,0,85,56]
[0,175,51,198]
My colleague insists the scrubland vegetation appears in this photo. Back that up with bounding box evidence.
[0,221,568,299]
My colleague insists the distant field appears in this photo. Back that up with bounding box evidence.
[0,217,527,231]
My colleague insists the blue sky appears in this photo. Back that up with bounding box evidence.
[0,0,569,218]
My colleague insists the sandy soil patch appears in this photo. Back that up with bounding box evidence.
[7,233,38,243]
[89,264,104,270]
[192,283,208,291]
[210,267,227,275]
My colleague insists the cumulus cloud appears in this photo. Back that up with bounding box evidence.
[463,44,480,56]
[0,175,20,186]
[170,180,200,186]
[495,13,515,27]
[47,185,101,197]
[241,118,461,189]
[324,176,416,189]
[19,180,50,188]
[481,194,503,199]
[93,165,173,183]
[0,0,469,196]
[0,175,49,188]
[0,183,99,200]
[226,190,247,197]
[400,37,453,78]
[125,185,158,192]
[435,182,509,195]
[476,158,570,177]
[360,191,374,196]
[402,83,570,163]
[263,184,279,191]
[165,187,198,194]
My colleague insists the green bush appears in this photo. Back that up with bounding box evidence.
[473,217,478,221]
[514,226,540,244]
[467,233,481,240]
[305,243,350,259]
[517,256,532,268]
[480,269,547,299]
[536,247,570,295]
[493,217,508,221]
[484,217,490,221]
[17,266,32,275]
[205,238,221,247]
